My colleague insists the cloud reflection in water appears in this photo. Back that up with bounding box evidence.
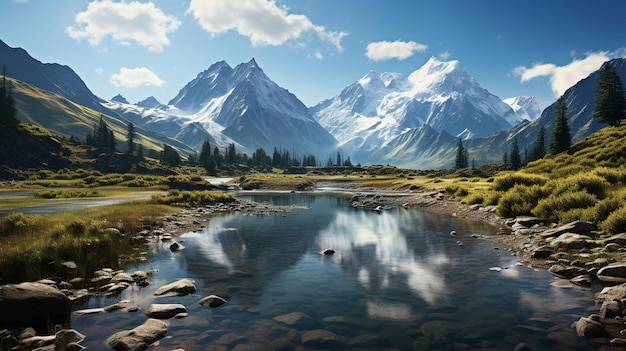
[316,210,449,305]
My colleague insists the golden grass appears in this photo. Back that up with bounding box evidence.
[0,201,177,283]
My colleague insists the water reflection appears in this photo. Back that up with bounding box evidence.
[316,210,449,305]
[69,193,600,350]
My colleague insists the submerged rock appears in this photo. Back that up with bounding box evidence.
[106,319,168,351]
[144,304,187,319]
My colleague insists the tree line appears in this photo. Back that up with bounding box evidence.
[455,61,625,170]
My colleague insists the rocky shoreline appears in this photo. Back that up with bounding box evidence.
[3,183,626,349]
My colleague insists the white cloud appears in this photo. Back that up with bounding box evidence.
[513,50,625,97]
[365,40,428,61]
[67,0,180,52]
[186,0,346,51]
[110,67,165,89]
[438,52,451,60]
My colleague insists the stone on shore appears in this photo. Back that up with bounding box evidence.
[541,221,598,238]
[144,304,187,319]
[549,233,596,250]
[153,278,196,296]
[0,282,70,332]
[597,264,626,283]
[573,315,604,337]
[106,319,168,351]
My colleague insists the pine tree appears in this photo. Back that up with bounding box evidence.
[528,126,547,162]
[594,61,626,127]
[0,66,18,128]
[455,138,468,168]
[550,96,571,154]
[160,144,180,167]
[126,122,136,155]
[509,137,521,170]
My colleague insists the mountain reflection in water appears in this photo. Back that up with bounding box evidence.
[71,193,598,350]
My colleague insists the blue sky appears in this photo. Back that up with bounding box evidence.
[1,0,625,107]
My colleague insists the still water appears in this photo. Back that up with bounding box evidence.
[72,193,598,350]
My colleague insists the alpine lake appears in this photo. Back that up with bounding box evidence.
[69,191,603,350]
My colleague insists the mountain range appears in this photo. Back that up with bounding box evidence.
[1,38,623,169]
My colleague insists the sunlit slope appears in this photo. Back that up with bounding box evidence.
[10,77,193,156]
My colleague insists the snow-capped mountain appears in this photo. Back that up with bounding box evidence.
[166,58,337,155]
[136,96,162,109]
[311,57,518,164]
[503,96,549,121]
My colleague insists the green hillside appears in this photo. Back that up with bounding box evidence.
[453,123,626,234]
[9,77,193,156]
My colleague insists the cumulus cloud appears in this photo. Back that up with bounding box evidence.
[110,67,165,89]
[67,0,180,52]
[186,0,346,51]
[513,51,625,96]
[365,40,428,61]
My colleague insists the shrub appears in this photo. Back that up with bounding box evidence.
[494,173,548,192]
[593,167,626,185]
[532,190,597,223]
[602,206,626,234]
[462,191,484,205]
[546,174,609,199]
[445,184,469,197]
[497,185,549,218]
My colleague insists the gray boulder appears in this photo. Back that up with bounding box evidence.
[198,295,227,308]
[541,221,598,238]
[573,315,604,337]
[106,319,168,351]
[549,233,597,250]
[603,233,626,246]
[598,264,626,283]
[153,278,196,296]
[600,300,623,319]
[144,304,186,319]
[0,282,70,332]
[515,216,545,227]
[548,264,586,279]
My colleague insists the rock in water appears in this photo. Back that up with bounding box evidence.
[321,248,335,255]
[107,319,168,351]
[198,295,227,308]
[153,278,196,296]
[144,304,187,319]
[0,282,70,332]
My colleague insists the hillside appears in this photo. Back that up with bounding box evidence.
[9,77,194,157]
[453,122,626,234]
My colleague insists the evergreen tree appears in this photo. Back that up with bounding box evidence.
[137,145,144,159]
[502,152,508,165]
[528,126,547,162]
[198,139,212,168]
[594,61,626,127]
[213,146,222,168]
[160,144,180,167]
[509,137,521,170]
[87,116,116,153]
[126,122,136,155]
[0,66,18,128]
[550,96,571,154]
[455,138,468,168]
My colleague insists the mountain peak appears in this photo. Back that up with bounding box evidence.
[111,94,129,104]
[245,57,258,68]
[136,96,162,109]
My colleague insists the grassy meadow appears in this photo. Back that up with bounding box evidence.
[445,124,626,234]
